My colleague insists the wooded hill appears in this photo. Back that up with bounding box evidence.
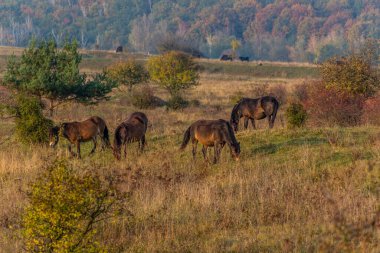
[0,0,379,62]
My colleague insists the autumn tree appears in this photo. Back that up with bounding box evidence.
[106,59,149,92]
[231,38,241,59]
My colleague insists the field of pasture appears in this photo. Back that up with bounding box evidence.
[0,48,379,252]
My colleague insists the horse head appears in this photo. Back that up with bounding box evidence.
[49,126,60,148]
[231,141,241,161]
[112,145,121,160]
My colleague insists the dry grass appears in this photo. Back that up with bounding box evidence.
[0,49,379,252]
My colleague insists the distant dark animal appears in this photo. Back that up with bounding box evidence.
[258,63,263,66]
[180,119,240,164]
[239,56,249,62]
[116,46,123,53]
[230,96,279,131]
[113,112,148,160]
[49,116,110,158]
[220,54,233,61]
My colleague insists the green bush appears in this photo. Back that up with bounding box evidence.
[285,103,307,128]
[14,95,53,144]
[166,95,189,110]
[23,160,120,252]
[106,59,148,92]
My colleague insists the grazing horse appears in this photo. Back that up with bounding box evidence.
[220,54,233,61]
[180,119,240,164]
[113,112,148,160]
[230,96,279,131]
[239,56,249,62]
[49,116,110,158]
[116,46,123,53]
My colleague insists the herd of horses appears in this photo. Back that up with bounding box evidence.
[49,96,279,163]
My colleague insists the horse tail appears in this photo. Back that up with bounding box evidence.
[113,125,123,148]
[180,126,191,151]
[270,98,279,128]
[103,125,111,147]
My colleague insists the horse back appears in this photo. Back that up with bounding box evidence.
[192,119,228,146]
[125,112,148,132]
[63,117,103,142]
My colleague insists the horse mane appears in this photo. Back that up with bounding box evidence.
[231,100,243,122]
[133,116,145,125]
[225,121,239,147]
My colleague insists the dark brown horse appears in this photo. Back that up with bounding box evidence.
[180,119,240,163]
[113,112,148,160]
[230,96,279,131]
[49,116,110,158]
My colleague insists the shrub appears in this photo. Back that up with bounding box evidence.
[250,83,268,98]
[13,95,53,144]
[305,81,365,127]
[285,103,307,128]
[23,160,120,252]
[147,51,199,97]
[267,84,287,105]
[157,36,204,58]
[106,59,149,92]
[291,83,308,103]
[166,95,189,110]
[321,55,379,98]
[362,92,380,125]
[131,85,156,109]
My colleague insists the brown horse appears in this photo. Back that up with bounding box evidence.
[230,96,279,131]
[180,119,240,163]
[113,112,148,160]
[49,116,110,158]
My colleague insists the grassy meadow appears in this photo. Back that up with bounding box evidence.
[0,48,379,252]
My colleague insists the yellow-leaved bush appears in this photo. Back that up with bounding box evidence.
[23,160,121,252]
[147,51,199,97]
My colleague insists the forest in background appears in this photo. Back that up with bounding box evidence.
[0,0,379,62]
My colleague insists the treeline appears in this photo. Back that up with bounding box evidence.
[0,0,379,62]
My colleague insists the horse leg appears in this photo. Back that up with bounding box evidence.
[76,141,81,159]
[68,143,75,157]
[250,118,256,129]
[140,135,146,152]
[213,143,219,164]
[192,140,198,160]
[90,137,97,155]
[217,143,223,163]
[124,143,127,158]
[100,135,105,151]
[244,117,249,130]
[267,115,272,129]
[202,146,208,161]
